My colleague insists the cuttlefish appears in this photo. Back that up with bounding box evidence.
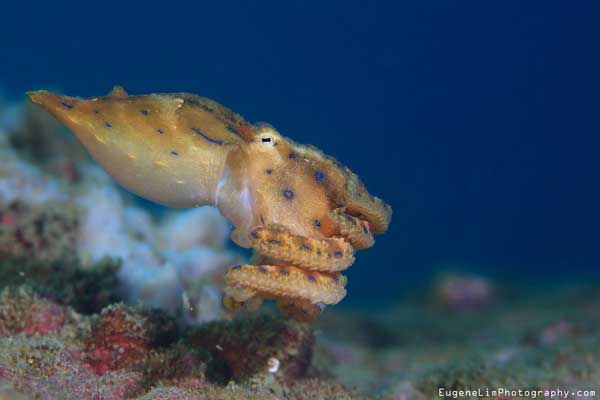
[28,86,392,321]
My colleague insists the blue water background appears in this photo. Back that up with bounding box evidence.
[1,2,599,304]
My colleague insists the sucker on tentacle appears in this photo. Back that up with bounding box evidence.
[248,226,355,272]
[27,86,391,321]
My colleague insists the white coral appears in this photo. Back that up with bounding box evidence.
[0,103,242,323]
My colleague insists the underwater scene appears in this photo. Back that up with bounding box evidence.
[0,2,599,399]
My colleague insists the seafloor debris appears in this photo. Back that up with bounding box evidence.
[186,315,314,382]
[432,272,495,311]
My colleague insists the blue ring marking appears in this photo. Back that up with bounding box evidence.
[314,219,321,227]
[279,268,289,275]
[61,102,73,110]
[307,275,316,282]
[334,251,343,258]
[315,171,325,182]
[258,266,267,273]
[288,152,296,159]
[171,151,178,156]
[283,189,294,200]
[231,265,242,270]
[140,109,149,116]
[266,169,273,175]
[104,122,112,128]
[333,275,339,283]
[157,129,164,135]
[191,127,223,145]
[268,239,281,245]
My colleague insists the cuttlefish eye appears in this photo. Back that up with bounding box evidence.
[258,133,276,146]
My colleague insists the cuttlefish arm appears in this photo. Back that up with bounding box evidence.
[27,86,250,208]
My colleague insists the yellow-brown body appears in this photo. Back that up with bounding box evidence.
[28,86,392,320]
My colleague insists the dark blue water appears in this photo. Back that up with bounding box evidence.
[2,2,599,303]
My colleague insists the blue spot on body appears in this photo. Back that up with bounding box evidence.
[231,265,241,270]
[334,251,343,258]
[140,109,149,116]
[104,122,112,128]
[288,152,296,159]
[279,268,289,275]
[307,275,316,282]
[61,102,73,110]
[171,151,178,156]
[258,266,267,273]
[314,219,321,227]
[283,189,294,200]
[333,275,339,283]
[157,129,164,135]
[268,239,281,245]
[315,171,324,182]
[191,127,223,145]
[251,230,258,238]
[266,169,272,175]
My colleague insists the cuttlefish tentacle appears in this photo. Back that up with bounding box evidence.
[224,264,347,306]
[343,176,392,234]
[248,225,355,272]
[329,208,375,250]
[276,297,324,322]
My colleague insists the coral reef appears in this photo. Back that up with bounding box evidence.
[186,315,314,382]
[0,256,121,314]
[5,280,596,400]
[0,200,78,262]
[82,303,177,375]
[0,286,359,400]
[0,286,74,337]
